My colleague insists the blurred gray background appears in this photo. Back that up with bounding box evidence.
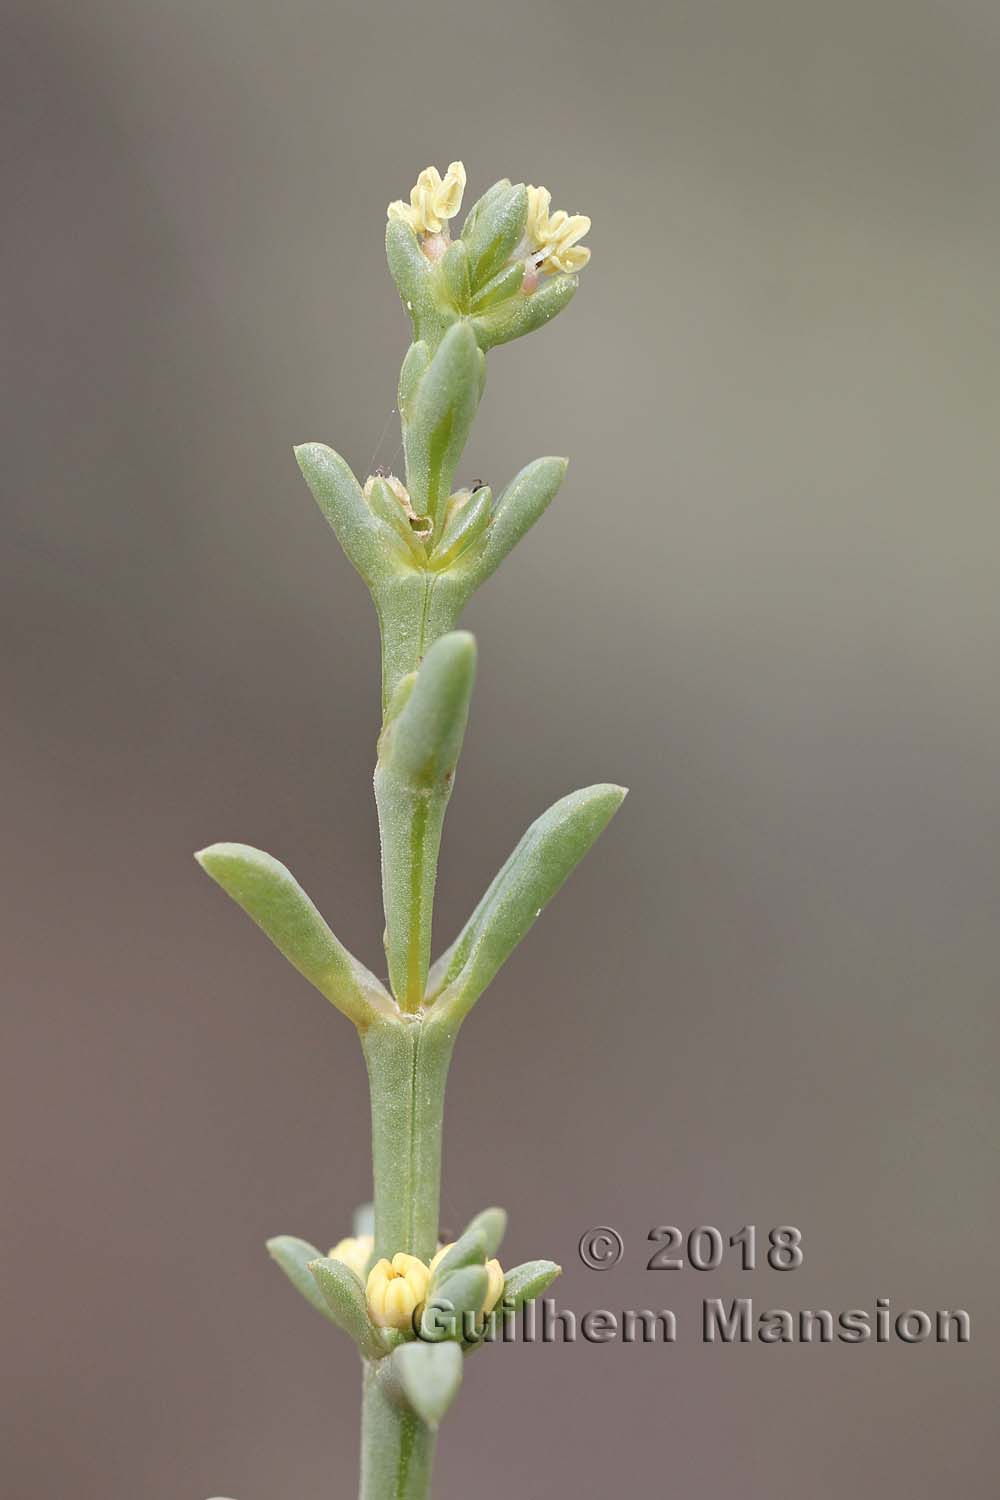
[3,1,998,1496]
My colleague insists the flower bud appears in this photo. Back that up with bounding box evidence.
[327,1234,374,1283]
[366,1253,431,1331]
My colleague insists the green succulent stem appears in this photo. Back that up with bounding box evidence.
[362,1015,456,1265]
[361,1361,438,1500]
[360,1013,457,1499]
[374,576,465,731]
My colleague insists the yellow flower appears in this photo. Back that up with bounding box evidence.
[388,162,467,237]
[430,1243,506,1315]
[327,1234,373,1283]
[366,1253,431,1330]
[525,184,591,274]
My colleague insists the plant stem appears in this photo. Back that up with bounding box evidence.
[360,1016,456,1498]
[360,1361,437,1500]
[362,1015,456,1264]
[376,576,464,711]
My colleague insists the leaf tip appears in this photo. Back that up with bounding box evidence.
[194,840,267,880]
[593,782,628,809]
[193,843,227,875]
[293,441,341,482]
[434,628,477,671]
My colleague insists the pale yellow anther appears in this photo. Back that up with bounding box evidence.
[525,184,591,274]
[388,161,467,238]
[327,1234,374,1283]
[525,185,553,246]
[365,1252,432,1330]
[430,1242,506,1315]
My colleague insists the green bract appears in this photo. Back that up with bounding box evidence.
[196,163,619,1500]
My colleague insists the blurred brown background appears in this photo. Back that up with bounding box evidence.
[3,1,998,1496]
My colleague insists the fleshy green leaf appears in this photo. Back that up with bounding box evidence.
[472,274,577,350]
[420,1265,489,1342]
[385,219,435,322]
[429,486,493,570]
[195,843,393,1027]
[427,785,627,1021]
[455,457,566,590]
[470,261,524,314]
[308,1256,384,1359]
[389,1342,464,1428]
[460,181,528,290]
[294,443,386,587]
[398,339,431,425]
[468,1259,563,1355]
[429,1229,487,1285]
[376,632,476,786]
[439,240,471,315]
[460,1206,507,1258]
[500,1258,562,1310]
[375,633,477,1007]
[267,1235,338,1324]
[459,179,510,240]
[404,321,483,528]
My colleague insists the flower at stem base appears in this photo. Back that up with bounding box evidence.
[328,1234,374,1283]
[366,1253,432,1330]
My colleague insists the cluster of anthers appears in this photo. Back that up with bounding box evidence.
[388,161,468,250]
[523,184,591,275]
[388,160,590,280]
[328,1233,505,1334]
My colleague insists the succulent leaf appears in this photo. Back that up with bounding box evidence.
[500,1258,562,1310]
[309,1256,385,1359]
[429,1229,487,1284]
[295,443,386,587]
[420,1265,489,1343]
[195,843,392,1027]
[388,1341,464,1428]
[267,1235,339,1324]
[472,274,577,350]
[375,633,477,1007]
[404,321,483,527]
[459,1206,507,1259]
[427,785,627,1021]
[455,457,566,589]
[460,180,528,290]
